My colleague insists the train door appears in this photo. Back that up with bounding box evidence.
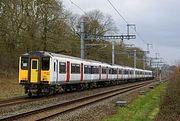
[56,60,58,83]
[66,61,70,82]
[53,60,58,83]
[80,63,83,81]
[106,66,108,80]
[30,59,39,83]
[99,65,101,80]
[117,68,118,79]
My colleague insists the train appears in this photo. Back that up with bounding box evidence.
[19,51,154,96]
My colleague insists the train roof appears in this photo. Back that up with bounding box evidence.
[21,51,111,65]
[21,51,152,72]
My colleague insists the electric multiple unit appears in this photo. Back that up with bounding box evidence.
[19,51,153,96]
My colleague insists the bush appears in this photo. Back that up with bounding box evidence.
[155,64,180,121]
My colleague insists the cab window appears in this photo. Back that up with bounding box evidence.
[21,57,28,70]
[42,57,50,70]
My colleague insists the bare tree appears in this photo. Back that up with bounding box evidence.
[83,10,117,36]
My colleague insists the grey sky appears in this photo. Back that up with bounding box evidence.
[62,0,180,65]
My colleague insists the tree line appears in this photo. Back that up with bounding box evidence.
[0,0,145,75]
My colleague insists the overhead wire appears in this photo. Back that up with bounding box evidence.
[68,0,88,15]
[68,0,154,49]
[68,0,155,52]
[106,0,164,64]
[66,0,165,64]
[106,0,128,24]
[106,0,149,45]
[134,28,147,44]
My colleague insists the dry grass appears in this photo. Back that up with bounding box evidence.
[155,65,180,121]
[0,72,24,100]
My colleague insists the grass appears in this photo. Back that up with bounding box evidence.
[0,77,24,100]
[155,65,180,121]
[102,82,167,121]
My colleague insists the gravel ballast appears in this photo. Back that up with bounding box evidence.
[50,82,157,121]
[0,81,157,120]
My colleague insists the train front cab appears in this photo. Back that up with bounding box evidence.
[19,56,29,84]
[19,54,51,96]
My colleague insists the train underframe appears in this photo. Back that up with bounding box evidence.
[22,77,154,97]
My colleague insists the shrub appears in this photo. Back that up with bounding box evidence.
[155,64,180,121]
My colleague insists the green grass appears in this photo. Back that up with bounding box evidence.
[102,82,167,121]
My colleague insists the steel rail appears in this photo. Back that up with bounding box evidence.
[0,80,157,121]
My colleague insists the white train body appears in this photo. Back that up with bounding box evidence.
[19,51,153,96]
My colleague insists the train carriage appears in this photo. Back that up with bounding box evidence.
[19,51,154,96]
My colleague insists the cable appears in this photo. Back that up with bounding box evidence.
[106,0,150,46]
[106,0,128,24]
[134,29,147,44]
[67,0,165,64]
[101,0,164,64]
[68,0,87,15]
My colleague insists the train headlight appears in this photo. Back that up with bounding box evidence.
[43,76,47,81]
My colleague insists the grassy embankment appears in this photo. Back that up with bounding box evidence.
[102,82,167,121]
[155,65,180,121]
[0,71,24,99]
[0,78,24,99]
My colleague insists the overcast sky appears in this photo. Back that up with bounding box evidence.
[62,0,180,65]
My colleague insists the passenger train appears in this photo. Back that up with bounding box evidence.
[19,51,153,96]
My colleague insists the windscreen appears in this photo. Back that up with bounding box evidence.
[42,57,50,70]
[21,56,28,70]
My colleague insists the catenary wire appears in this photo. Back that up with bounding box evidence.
[68,0,88,15]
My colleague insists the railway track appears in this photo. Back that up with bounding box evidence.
[0,80,157,121]
[0,80,154,108]
[0,91,70,108]
[0,96,47,108]
[0,96,30,108]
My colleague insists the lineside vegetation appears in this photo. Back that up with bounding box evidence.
[0,78,24,99]
[155,64,180,121]
[102,82,167,121]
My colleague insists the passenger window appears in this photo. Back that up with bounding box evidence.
[76,64,80,73]
[119,70,122,74]
[93,66,98,74]
[59,62,66,73]
[71,64,76,73]
[32,61,37,69]
[71,63,80,74]
[91,66,94,74]
[84,65,89,74]
[96,67,99,74]
[88,66,91,74]
[109,68,112,74]
[102,68,106,74]
[114,69,117,74]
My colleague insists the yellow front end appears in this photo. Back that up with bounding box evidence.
[40,57,51,84]
[41,70,50,84]
[19,57,29,83]
[19,52,52,96]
